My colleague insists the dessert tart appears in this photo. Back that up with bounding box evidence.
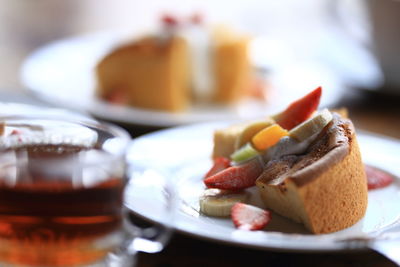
[202,87,368,234]
[256,114,367,234]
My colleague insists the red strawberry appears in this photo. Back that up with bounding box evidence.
[204,157,231,178]
[231,203,271,231]
[274,86,322,130]
[204,158,263,190]
[10,129,23,142]
[365,165,394,190]
[161,14,179,27]
[189,12,203,25]
[10,129,21,135]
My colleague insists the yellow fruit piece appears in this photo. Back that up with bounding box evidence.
[251,124,288,151]
[289,109,332,142]
[212,117,274,159]
[199,189,249,217]
[234,119,274,150]
[212,122,249,158]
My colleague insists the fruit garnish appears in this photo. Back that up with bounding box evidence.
[204,157,264,190]
[10,129,21,135]
[365,165,394,190]
[289,109,333,141]
[273,86,322,130]
[234,119,274,150]
[204,157,231,178]
[161,14,179,27]
[231,203,271,231]
[230,143,259,163]
[246,75,268,100]
[189,12,203,25]
[251,124,288,151]
[199,189,249,217]
[212,122,250,158]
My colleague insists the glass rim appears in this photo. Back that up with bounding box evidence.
[0,115,131,159]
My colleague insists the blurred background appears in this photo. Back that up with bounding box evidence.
[0,0,393,89]
[1,1,400,266]
[0,0,399,136]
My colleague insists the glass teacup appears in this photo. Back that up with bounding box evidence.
[0,116,173,267]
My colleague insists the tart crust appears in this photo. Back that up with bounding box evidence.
[256,115,368,234]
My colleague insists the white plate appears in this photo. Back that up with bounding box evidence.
[125,121,400,252]
[20,31,345,127]
[0,102,93,122]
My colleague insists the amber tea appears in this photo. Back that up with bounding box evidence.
[0,143,126,266]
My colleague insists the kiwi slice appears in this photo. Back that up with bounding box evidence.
[231,143,260,163]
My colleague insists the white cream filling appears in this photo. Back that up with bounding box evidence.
[262,135,316,163]
[178,26,215,102]
[263,110,334,162]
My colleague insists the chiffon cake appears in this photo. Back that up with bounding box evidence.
[96,24,253,112]
[255,114,368,234]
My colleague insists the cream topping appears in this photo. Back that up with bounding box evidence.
[178,25,214,102]
[158,23,215,102]
[257,114,352,187]
[262,134,318,163]
[263,109,334,163]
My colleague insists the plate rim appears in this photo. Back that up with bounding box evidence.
[19,31,274,127]
[20,31,345,128]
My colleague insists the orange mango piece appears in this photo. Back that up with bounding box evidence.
[251,124,288,151]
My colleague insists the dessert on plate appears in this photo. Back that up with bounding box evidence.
[201,87,369,234]
[96,14,263,112]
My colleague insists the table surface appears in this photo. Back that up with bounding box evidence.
[0,88,398,267]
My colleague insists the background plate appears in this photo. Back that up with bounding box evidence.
[20,31,345,127]
[0,102,92,122]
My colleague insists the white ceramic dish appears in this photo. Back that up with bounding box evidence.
[0,102,92,122]
[125,121,400,252]
[20,31,345,127]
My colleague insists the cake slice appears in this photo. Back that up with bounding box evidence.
[204,88,367,233]
[96,35,190,112]
[96,16,255,112]
[212,27,251,104]
[255,114,368,234]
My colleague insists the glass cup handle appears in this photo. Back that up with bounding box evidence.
[122,205,173,253]
[107,168,176,266]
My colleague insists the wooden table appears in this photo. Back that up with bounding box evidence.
[119,89,400,267]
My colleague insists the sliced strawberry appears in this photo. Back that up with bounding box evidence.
[161,14,179,27]
[274,86,322,130]
[10,129,21,135]
[231,203,271,231]
[204,158,263,190]
[365,164,394,190]
[204,157,231,178]
[189,12,203,25]
[10,129,23,142]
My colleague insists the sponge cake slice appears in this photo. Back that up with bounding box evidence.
[256,114,368,234]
